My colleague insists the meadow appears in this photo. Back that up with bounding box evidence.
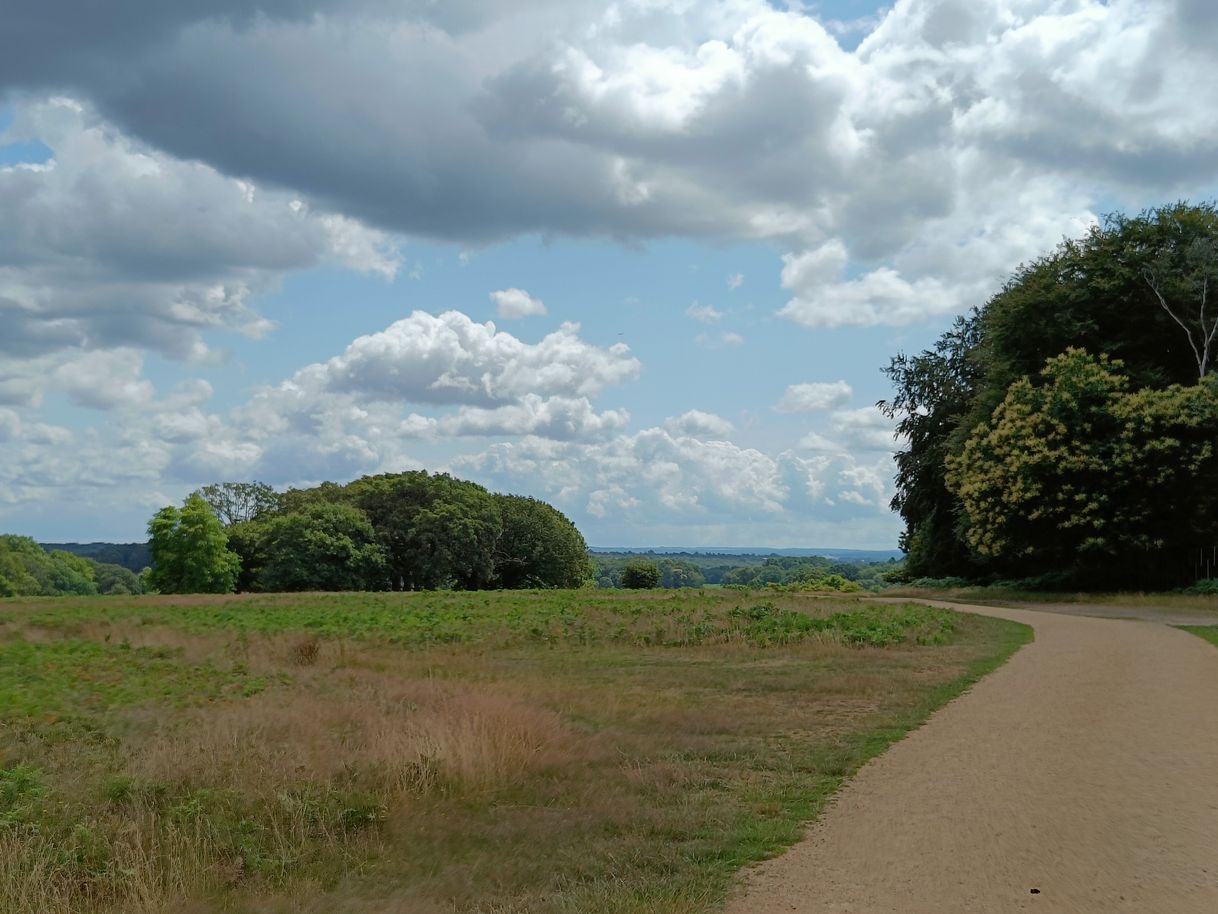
[0,589,1029,913]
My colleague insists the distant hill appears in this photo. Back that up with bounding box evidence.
[589,546,903,562]
[42,542,150,574]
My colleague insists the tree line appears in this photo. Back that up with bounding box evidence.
[146,473,593,594]
[590,553,895,590]
[882,202,1218,588]
[0,535,143,596]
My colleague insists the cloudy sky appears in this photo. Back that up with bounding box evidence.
[1,0,1215,547]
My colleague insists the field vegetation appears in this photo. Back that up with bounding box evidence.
[0,589,1028,913]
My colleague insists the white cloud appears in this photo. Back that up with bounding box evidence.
[695,329,746,348]
[664,409,734,438]
[0,97,400,371]
[685,302,723,323]
[727,272,744,290]
[490,287,547,319]
[774,380,853,413]
[440,395,629,440]
[827,407,900,453]
[313,310,641,406]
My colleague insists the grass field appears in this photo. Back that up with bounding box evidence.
[888,585,1218,618]
[0,589,1030,914]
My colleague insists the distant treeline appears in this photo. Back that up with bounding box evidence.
[41,542,150,574]
[591,552,898,591]
[0,535,143,597]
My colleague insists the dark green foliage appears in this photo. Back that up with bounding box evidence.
[491,494,592,589]
[880,313,984,579]
[39,542,150,574]
[256,504,387,593]
[884,202,1218,587]
[146,495,240,594]
[620,560,661,589]
[657,559,704,589]
[347,472,502,591]
[193,471,593,593]
[92,563,142,595]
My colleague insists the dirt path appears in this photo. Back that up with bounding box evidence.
[726,600,1218,913]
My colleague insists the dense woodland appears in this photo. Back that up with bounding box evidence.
[883,202,1218,589]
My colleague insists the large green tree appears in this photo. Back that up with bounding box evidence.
[347,472,502,590]
[256,503,387,592]
[885,202,1218,582]
[146,494,240,594]
[491,494,591,589]
[946,350,1218,586]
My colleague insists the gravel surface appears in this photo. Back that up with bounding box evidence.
[726,600,1218,913]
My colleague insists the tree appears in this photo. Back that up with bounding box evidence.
[93,562,142,595]
[946,350,1218,585]
[347,472,502,590]
[194,481,282,526]
[657,559,704,588]
[879,313,984,578]
[256,504,387,592]
[884,202,1218,581]
[146,494,240,594]
[491,495,591,589]
[0,536,99,596]
[1130,203,1218,379]
[620,560,661,589]
[45,551,99,596]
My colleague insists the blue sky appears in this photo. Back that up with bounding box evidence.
[2,0,1216,547]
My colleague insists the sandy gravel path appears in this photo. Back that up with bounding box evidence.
[726,600,1218,913]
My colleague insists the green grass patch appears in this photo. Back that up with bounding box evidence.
[1179,625,1218,648]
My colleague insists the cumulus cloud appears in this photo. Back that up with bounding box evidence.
[2,0,1213,546]
[313,310,640,405]
[0,98,399,368]
[826,407,901,453]
[490,287,547,319]
[664,410,734,438]
[727,273,744,290]
[439,395,629,440]
[774,380,853,413]
[1,1,1210,345]
[456,428,788,520]
[685,302,723,323]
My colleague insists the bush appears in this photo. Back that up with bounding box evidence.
[620,561,661,589]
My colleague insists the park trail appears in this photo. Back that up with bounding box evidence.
[725,600,1218,914]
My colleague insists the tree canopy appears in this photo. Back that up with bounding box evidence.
[883,202,1218,587]
[163,471,593,594]
[146,494,240,594]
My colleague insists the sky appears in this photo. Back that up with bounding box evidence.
[1,0,1216,548]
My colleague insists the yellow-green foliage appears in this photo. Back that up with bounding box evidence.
[947,349,1218,580]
